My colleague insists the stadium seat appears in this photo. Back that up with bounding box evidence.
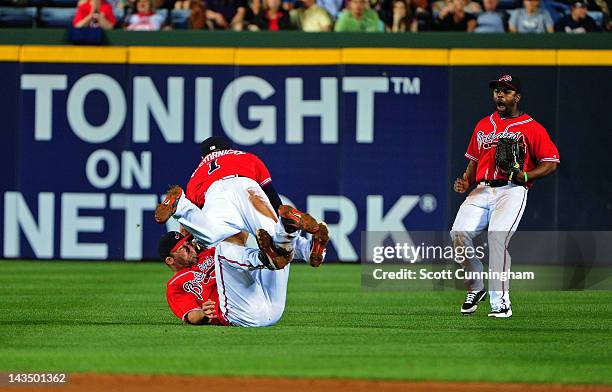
[1,0,49,4]
[40,6,76,27]
[112,6,123,26]
[587,10,603,29]
[156,7,167,21]
[0,6,37,27]
[497,0,519,10]
[171,8,190,29]
[48,0,78,7]
[541,0,570,22]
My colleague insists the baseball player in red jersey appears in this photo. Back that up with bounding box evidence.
[155,136,329,268]
[161,223,317,326]
[161,231,228,325]
[452,74,560,317]
[186,137,280,211]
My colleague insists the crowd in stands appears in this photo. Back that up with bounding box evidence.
[0,0,610,31]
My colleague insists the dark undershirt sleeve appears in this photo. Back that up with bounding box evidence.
[261,182,282,214]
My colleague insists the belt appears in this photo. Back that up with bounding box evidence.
[478,179,509,188]
[220,174,241,180]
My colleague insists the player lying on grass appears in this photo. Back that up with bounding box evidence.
[159,211,320,326]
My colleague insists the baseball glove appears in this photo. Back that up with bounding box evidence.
[495,137,526,182]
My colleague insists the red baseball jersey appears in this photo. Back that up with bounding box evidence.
[465,112,560,185]
[166,248,229,326]
[186,149,272,208]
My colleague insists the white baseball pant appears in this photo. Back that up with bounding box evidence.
[172,176,296,253]
[214,237,311,327]
[451,183,528,310]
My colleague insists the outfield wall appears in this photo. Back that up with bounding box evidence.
[0,44,610,261]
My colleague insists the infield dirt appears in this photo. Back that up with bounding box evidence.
[3,374,612,392]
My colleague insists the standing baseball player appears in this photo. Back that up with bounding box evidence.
[161,221,316,326]
[155,136,328,268]
[451,74,560,317]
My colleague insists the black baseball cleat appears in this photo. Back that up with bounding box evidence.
[309,222,329,268]
[460,290,487,315]
[278,205,319,234]
[488,306,513,318]
[256,229,293,270]
[155,185,183,224]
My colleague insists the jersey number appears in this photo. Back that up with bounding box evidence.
[207,159,220,175]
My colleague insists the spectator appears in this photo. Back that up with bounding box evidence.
[174,0,190,8]
[411,0,430,23]
[433,0,476,31]
[432,0,481,16]
[73,0,117,29]
[386,0,418,31]
[335,0,383,30]
[475,0,508,32]
[106,0,125,17]
[409,0,431,30]
[555,0,602,31]
[508,0,554,32]
[188,0,214,28]
[289,0,333,31]
[276,0,297,10]
[249,0,290,29]
[206,0,248,30]
[587,0,611,31]
[318,0,344,19]
[125,0,164,29]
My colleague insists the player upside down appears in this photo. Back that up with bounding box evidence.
[159,201,328,327]
[155,136,329,325]
[154,136,328,268]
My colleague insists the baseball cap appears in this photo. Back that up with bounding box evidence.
[489,74,522,92]
[200,136,232,157]
[158,231,191,260]
[571,0,586,7]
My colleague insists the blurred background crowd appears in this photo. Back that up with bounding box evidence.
[0,0,609,33]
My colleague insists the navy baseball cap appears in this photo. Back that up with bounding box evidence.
[489,74,522,92]
[158,231,189,260]
[200,136,232,157]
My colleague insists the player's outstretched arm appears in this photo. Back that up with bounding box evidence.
[514,161,557,185]
[185,300,218,325]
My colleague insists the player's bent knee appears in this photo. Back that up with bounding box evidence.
[270,307,285,325]
[450,231,475,264]
[450,230,472,245]
[251,302,285,327]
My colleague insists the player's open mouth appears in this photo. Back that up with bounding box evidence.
[496,102,506,110]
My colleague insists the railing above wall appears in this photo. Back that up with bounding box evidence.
[0,29,611,49]
[1,45,611,66]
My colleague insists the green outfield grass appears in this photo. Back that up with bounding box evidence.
[0,261,611,384]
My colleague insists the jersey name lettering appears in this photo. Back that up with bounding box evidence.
[202,150,246,164]
[477,130,523,150]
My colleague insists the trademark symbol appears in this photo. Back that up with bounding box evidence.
[389,77,420,95]
[419,194,437,213]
